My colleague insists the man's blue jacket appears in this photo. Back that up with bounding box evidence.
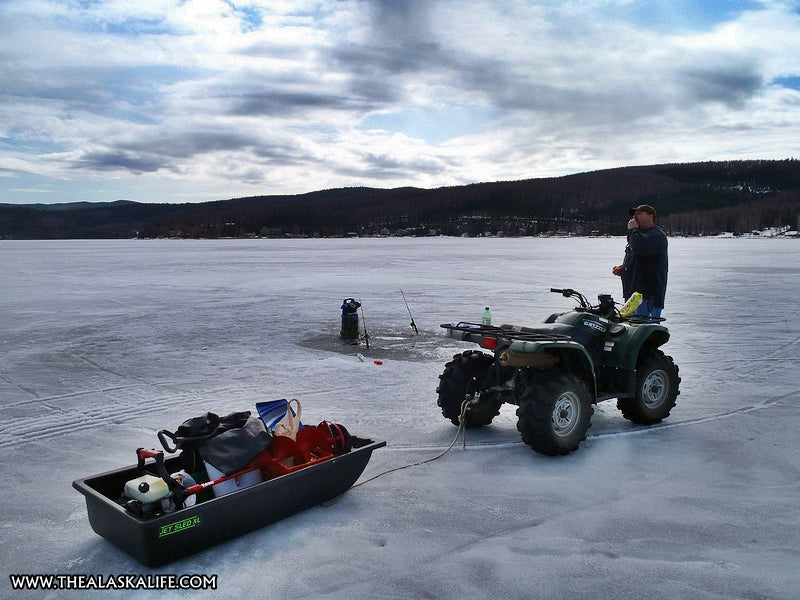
[621,226,668,309]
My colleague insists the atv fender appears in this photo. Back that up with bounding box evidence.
[610,324,671,369]
[506,340,597,399]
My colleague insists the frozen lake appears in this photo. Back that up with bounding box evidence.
[1,237,799,599]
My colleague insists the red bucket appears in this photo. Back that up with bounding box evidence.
[295,426,330,454]
[267,435,301,463]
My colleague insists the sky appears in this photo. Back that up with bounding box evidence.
[1,0,800,205]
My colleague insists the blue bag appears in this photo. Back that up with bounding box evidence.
[256,399,303,436]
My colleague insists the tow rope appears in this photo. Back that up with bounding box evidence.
[349,396,475,490]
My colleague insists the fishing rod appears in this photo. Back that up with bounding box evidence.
[359,300,370,350]
[400,289,419,335]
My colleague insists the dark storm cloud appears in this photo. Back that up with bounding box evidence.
[73,151,168,173]
[327,4,604,122]
[72,127,302,176]
[678,65,763,107]
[476,75,669,124]
[329,2,769,129]
[325,0,449,107]
[338,150,450,180]
[368,0,434,46]
[345,75,402,104]
[332,41,445,76]
[437,44,763,123]
[330,43,437,104]
[228,90,357,116]
[122,130,261,159]
[4,64,200,108]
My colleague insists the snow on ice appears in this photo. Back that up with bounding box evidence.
[1,237,799,599]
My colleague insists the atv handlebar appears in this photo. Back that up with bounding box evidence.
[550,287,591,310]
[551,287,665,321]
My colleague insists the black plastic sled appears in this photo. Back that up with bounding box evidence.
[73,437,385,567]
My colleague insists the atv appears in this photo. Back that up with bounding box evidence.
[437,288,680,455]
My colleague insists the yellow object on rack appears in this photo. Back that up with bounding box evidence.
[620,291,643,317]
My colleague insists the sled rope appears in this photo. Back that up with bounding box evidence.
[348,397,473,490]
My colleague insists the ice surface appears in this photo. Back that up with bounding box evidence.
[1,237,799,599]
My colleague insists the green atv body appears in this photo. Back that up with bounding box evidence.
[438,288,680,456]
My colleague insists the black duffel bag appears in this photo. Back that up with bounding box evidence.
[158,410,272,475]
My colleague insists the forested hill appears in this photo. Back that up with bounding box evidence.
[2,159,799,239]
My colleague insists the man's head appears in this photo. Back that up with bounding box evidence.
[628,204,656,229]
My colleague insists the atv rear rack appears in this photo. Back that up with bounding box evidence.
[441,322,573,343]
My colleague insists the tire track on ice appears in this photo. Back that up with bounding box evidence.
[0,377,362,450]
[0,372,43,400]
[1,384,147,409]
[384,393,795,453]
[0,385,227,450]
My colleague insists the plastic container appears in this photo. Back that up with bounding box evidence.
[73,437,386,566]
[204,461,263,498]
[262,435,334,476]
[482,307,492,325]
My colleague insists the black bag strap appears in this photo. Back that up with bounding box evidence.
[157,410,253,454]
[157,429,178,453]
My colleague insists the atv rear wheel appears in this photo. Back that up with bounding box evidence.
[437,351,502,428]
[516,371,593,456]
[617,349,680,424]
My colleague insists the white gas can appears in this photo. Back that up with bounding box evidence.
[124,474,170,503]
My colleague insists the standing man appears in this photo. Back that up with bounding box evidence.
[612,204,668,318]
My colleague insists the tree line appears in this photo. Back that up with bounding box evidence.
[1,159,798,239]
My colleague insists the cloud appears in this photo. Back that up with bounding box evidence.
[677,64,763,107]
[0,0,799,204]
[229,90,358,116]
[74,151,169,174]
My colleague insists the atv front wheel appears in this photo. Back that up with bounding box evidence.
[617,349,680,424]
[516,371,593,456]
[436,351,502,427]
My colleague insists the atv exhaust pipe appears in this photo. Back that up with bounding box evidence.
[498,349,560,369]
